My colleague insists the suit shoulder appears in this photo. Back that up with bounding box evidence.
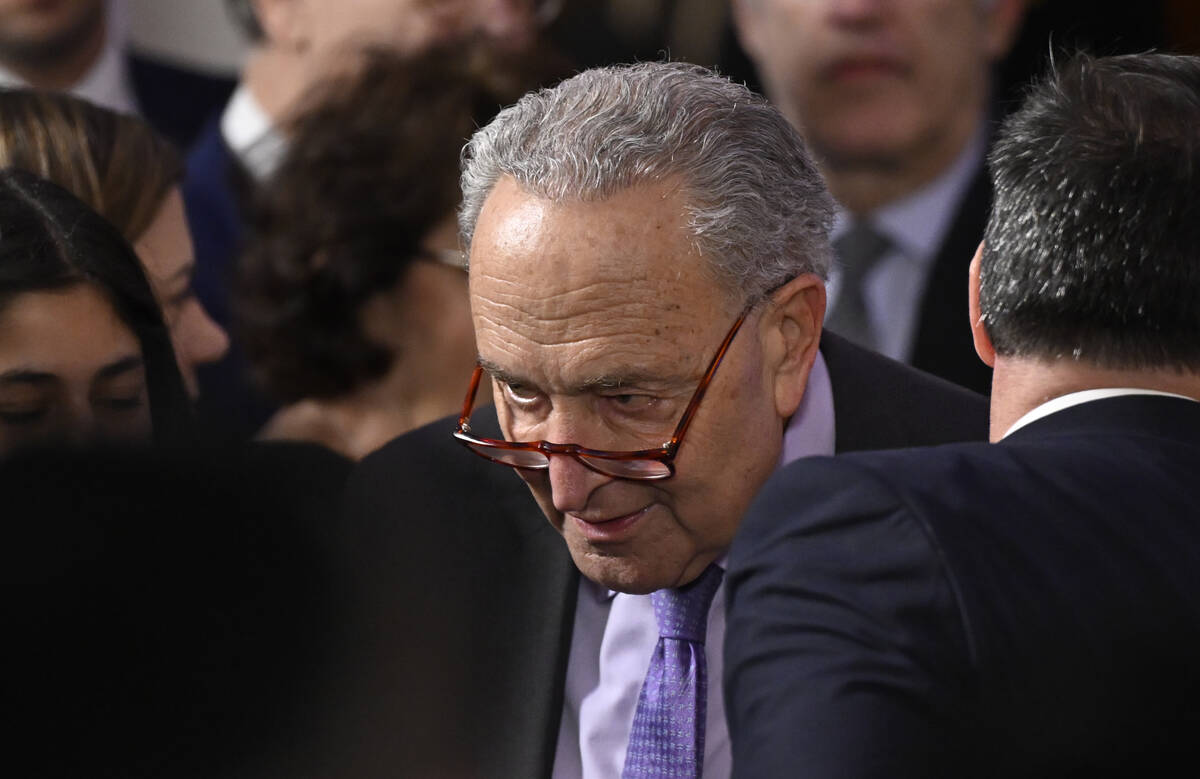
[822,332,989,451]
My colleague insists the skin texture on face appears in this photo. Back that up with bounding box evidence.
[0,0,104,85]
[0,283,151,453]
[734,0,1023,210]
[133,188,229,400]
[261,0,539,58]
[468,176,818,594]
[0,0,101,51]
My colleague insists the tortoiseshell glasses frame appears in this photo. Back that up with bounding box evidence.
[452,312,748,480]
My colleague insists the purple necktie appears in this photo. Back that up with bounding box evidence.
[622,563,725,779]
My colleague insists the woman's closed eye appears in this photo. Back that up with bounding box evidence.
[0,404,48,425]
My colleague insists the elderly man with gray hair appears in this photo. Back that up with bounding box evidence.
[342,60,986,778]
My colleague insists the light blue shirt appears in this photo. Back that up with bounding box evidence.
[552,353,836,778]
[827,124,988,362]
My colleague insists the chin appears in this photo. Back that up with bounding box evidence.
[571,546,673,596]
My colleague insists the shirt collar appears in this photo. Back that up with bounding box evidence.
[220,83,288,180]
[832,119,989,267]
[1002,387,1200,439]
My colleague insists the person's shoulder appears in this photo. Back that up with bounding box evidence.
[821,331,990,451]
[345,406,538,532]
[127,49,236,149]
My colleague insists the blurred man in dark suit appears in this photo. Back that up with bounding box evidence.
[725,51,1200,778]
[732,0,1027,393]
[0,0,234,148]
[343,60,987,778]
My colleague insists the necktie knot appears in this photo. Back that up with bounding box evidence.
[834,222,892,283]
[828,222,892,350]
[650,563,724,643]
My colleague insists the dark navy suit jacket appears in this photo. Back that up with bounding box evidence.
[128,51,235,150]
[725,394,1200,778]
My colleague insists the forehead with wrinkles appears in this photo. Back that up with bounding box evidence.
[468,177,734,385]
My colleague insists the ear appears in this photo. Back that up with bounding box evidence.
[982,0,1027,62]
[761,273,826,418]
[730,0,766,62]
[251,0,312,50]
[968,242,996,368]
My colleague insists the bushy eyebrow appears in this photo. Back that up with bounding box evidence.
[477,357,691,394]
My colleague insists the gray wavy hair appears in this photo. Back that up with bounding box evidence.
[459,61,834,304]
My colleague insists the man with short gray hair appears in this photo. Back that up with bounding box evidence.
[344,60,986,778]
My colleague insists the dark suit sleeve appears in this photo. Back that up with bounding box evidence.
[724,456,974,779]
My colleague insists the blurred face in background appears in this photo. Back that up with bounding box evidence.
[0,0,104,63]
[0,283,151,453]
[733,0,1023,175]
[256,0,552,59]
[132,188,230,400]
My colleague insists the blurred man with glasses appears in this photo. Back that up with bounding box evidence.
[343,60,986,778]
[186,0,566,441]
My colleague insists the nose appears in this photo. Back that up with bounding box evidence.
[828,0,886,25]
[475,0,542,47]
[177,299,230,366]
[547,452,612,515]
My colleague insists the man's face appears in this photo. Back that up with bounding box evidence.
[469,177,789,594]
[735,0,1019,172]
[292,0,542,57]
[0,0,103,65]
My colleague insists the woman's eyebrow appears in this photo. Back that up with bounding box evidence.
[0,369,56,386]
[94,355,145,381]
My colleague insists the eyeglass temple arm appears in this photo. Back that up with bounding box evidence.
[458,364,485,429]
[663,312,747,450]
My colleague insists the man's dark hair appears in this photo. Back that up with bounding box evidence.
[981,52,1200,371]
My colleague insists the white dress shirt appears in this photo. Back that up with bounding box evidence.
[827,122,988,363]
[1002,388,1199,440]
[220,83,287,181]
[552,353,837,778]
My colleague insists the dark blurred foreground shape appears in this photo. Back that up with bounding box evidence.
[3,441,483,778]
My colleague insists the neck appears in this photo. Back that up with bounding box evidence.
[988,357,1200,442]
[3,14,106,90]
[242,46,312,123]
[823,109,984,216]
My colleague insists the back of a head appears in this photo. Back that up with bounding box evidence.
[981,52,1200,372]
[0,169,190,445]
[0,88,183,243]
[460,60,835,306]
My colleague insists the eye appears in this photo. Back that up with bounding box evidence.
[95,394,146,413]
[501,381,542,405]
[607,393,656,410]
[0,406,48,425]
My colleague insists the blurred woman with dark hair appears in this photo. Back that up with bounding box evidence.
[0,169,192,452]
[0,88,229,399]
[237,47,520,460]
